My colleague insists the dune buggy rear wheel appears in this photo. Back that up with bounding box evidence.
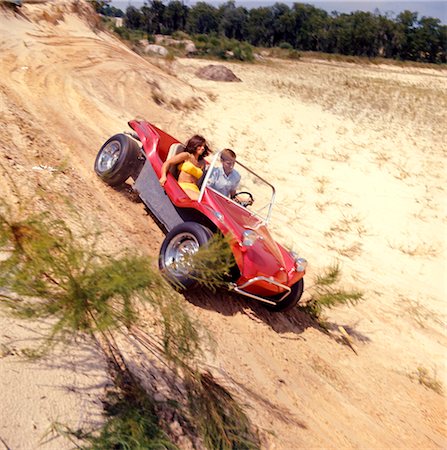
[159,222,212,290]
[94,133,141,186]
[266,278,304,312]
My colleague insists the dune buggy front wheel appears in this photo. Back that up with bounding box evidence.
[159,222,213,290]
[266,278,304,312]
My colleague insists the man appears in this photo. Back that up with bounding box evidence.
[207,148,241,198]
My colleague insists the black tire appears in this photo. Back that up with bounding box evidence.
[159,222,212,290]
[94,133,140,186]
[265,278,304,312]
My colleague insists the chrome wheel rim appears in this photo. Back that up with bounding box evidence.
[164,232,200,277]
[97,140,121,173]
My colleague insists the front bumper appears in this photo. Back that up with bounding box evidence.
[229,276,292,306]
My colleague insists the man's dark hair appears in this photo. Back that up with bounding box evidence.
[221,148,236,159]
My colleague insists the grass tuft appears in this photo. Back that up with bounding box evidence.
[300,263,363,321]
[186,371,260,450]
[46,363,178,449]
[409,366,443,395]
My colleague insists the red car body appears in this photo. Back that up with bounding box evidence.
[95,120,306,311]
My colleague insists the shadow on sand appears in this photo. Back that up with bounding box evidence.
[183,287,371,344]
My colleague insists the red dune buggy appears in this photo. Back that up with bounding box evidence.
[94,120,307,312]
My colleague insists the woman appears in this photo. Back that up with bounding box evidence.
[159,135,210,200]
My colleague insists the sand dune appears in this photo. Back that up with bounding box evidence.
[0,1,446,448]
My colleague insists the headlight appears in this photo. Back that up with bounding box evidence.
[291,251,308,272]
[242,229,258,247]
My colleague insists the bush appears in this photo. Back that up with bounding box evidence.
[300,263,363,321]
[195,34,209,43]
[0,200,201,363]
[186,371,260,449]
[279,42,293,50]
[0,195,257,447]
[232,42,254,62]
[113,25,130,40]
[192,35,254,62]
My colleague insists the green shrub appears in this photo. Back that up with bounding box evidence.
[190,34,254,61]
[195,34,209,43]
[300,263,363,320]
[0,200,201,363]
[279,42,293,50]
[113,25,130,40]
[209,36,221,47]
[0,196,257,448]
[186,371,260,450]
[85,371,177,449]
[232,42,254,62]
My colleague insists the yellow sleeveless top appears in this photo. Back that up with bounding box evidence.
[178,160,203,179]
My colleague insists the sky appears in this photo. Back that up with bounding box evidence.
[110,1,447,24]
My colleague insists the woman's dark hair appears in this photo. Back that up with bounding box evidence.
[185,135,210,160]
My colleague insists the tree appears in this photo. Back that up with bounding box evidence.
[395,10,419,60]
[164,0,189,33]
[246,7,275,46]
[88,0,110,13]
[102,5,124,18]
[218,1,248,41]
[415,17,446,63]
[375,14,398,58]
[125,6,142,30]
[291,3,329,51]
[439,25,447,63]
[186,2,219,34]
[151,0,166,34]
[271,3,294,47]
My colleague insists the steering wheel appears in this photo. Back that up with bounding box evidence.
[232,191,254,207]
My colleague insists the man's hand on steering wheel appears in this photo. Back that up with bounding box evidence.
[231,191,254,207]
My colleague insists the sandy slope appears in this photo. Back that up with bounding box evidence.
[0,1,446,449]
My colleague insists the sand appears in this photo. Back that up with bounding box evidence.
[0,1,446,448]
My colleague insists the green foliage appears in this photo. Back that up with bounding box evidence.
[232,41,254,61]
[300,263,363,320]
[113,25,130,40]
[195,33,209,43]
[279,41,293,50]
[186,2,220,35]
[187,233,236,291]
[86,372,177,449]
[125,5,142,30]
[88,0,110,13]
[116,1,445,64]
[0,198,259,448]
[192,35,254,61]
[0,200,201,364]
[185,371,260,450]
[47,367,178,449]
[112,25,147,44]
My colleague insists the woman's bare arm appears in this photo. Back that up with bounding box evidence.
[160,152,190,186]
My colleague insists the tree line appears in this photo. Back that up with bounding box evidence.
[95,0,446,63]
